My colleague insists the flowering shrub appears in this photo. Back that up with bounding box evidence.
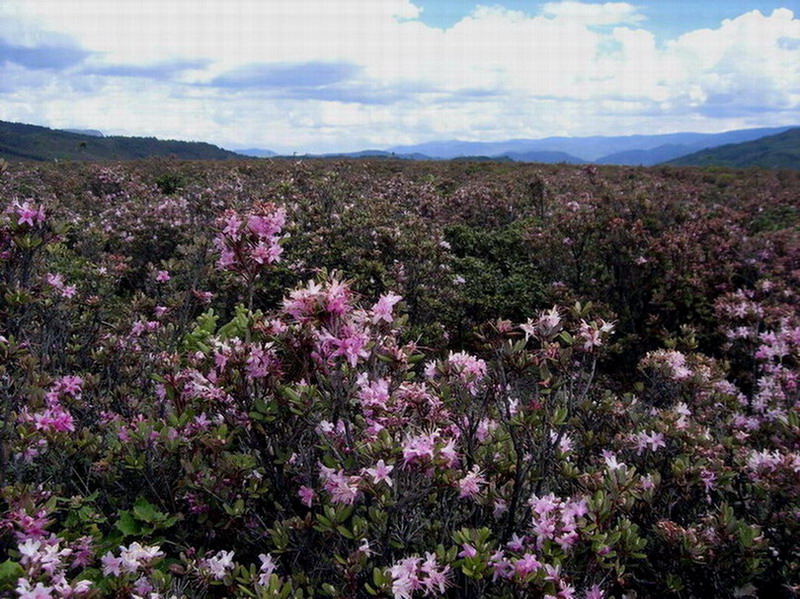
[0,159,798,598]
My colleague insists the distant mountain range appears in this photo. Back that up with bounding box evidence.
[383,127,795,164]
[0,120,241,162]
[238,126,795,166]
[1,119,797,169]
[666,128,800,169]
[235,148,279,158]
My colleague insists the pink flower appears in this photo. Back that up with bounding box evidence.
[100,553,123,576]
[320,466,362,505]
[419,552,449,595]
[155,270,170,282]
[632,431,666,455]
[15,201,46,227]
[298,485,315,507]
[514,553,541,578]
[530,493,560,516]
[506,533,525,552]
[258,553,277,584]
[699,469,716,492]
[584,584,605,599]
[371,292,402,324]
[203,550,235,580]
[248,209,285,237]
[489,550,513,580]
[328,331,370,367]
[458,465,486,499]
[251,241,282,264]
[223,214,242,236]
[325,279,350,315]
[364,459,394,487]
[46,273,64,289]
[578,319,614,351]
[70,536,94,568]
[15,579,53,599]
[56,375,83,397]
[458,543,477,558]
[402,431,437,466]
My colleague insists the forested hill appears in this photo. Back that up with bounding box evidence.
[0,120,241,162]
[666,127,800,169]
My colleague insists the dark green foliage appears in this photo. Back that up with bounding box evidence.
[445,221,546,329]
[0,119,241,162]
[667,127,800,169]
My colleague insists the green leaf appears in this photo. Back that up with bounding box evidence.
[0,560,24,591]
[336,525,354,539]
[116,510,142,536]
[133,496,161,523]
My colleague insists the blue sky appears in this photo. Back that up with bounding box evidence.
[0,0,798,152]
[414,1,790,39]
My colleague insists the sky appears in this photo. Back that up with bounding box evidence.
[0,0,798,153]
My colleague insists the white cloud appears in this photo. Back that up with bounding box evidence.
[0,1,798,151]
[541,1,645,25]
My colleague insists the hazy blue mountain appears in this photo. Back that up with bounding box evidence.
[595,144,694,166]
[1,120,241,161]
[284,150,433,160]
[502,151,586,164]
[665,128,800,170]
[388,127,794,162]
[234,148,278,158]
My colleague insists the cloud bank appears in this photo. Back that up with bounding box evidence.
[0,1,798,152]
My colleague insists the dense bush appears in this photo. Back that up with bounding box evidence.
[0,159,798,598]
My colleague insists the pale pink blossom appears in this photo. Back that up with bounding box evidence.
[458,465,486,499]
[364,459,394,487]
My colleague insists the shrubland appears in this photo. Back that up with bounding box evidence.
[0,158,798,598]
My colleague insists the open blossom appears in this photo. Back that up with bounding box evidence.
[601,449,623,471]
[458,465,486,499]
[489,550,513,580]
[45,273,76,298]
[642,349,692,380]
[371,292,403,324]
[319,465,362,505]
[458,543,477,558]
[325,279,350,315]
[402,430,438,466]
[521,306,562,340]
[631,431,666,455]
[322,329,370,367]
[16,579,54,599]
[584,584,605,599]
[258,553,277,584]
[14,200,46,227]
[514,553,541,578]
[298,485,315,507]
[388,553,449,599]
[428,351,487,393]
[214,203,285,275]
[364,459,394,487]
[202,550,235,580]
[102,542,163,576]
[578,319,614,350]
[747,449,782,474]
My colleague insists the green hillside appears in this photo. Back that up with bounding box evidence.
[0,120,241,161]
[666,127,800,169]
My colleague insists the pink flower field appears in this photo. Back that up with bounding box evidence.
[0,158,797,598]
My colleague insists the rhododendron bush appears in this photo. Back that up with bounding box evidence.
[0,159,798,598]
